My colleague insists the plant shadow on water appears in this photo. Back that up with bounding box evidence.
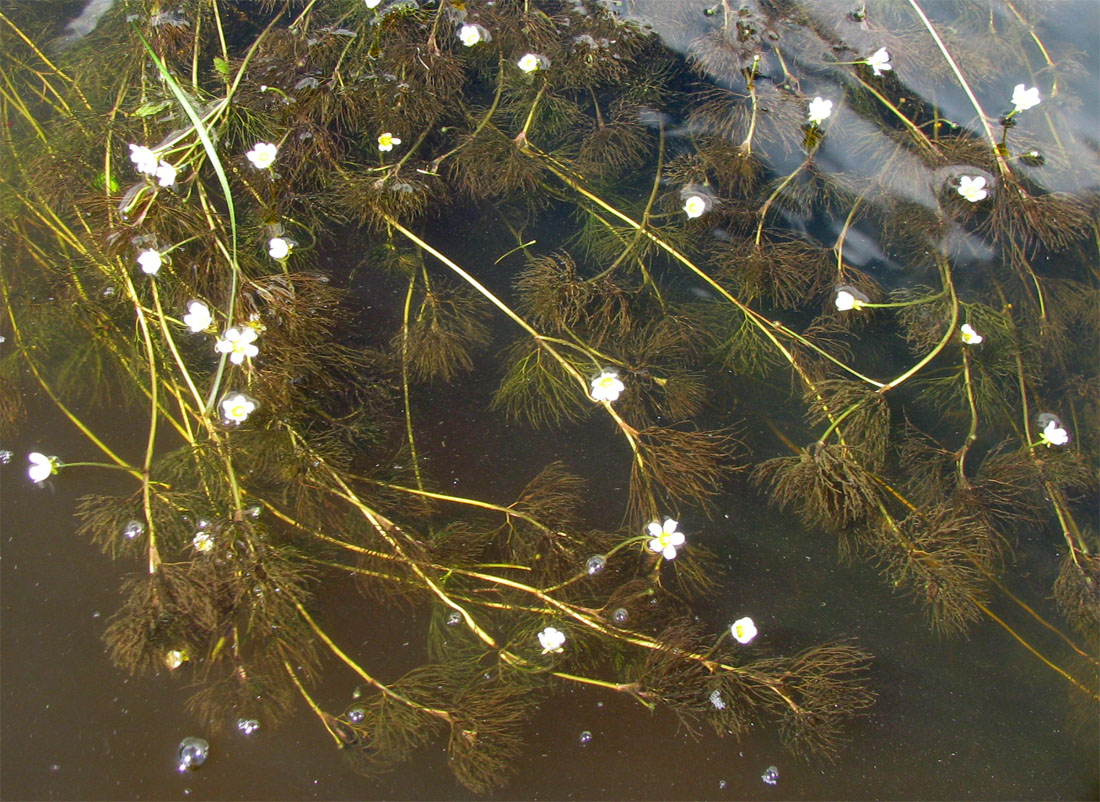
[0,0,1097,799]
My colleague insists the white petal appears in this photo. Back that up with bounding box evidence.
[663,518,678,533]
[647,521,663,537]
[662,545,678,560]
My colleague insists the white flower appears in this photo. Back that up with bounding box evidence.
[865,47,892,77]
[27,452,59,483]
[730,616,758,644]
[221,392,257,424]
[683,194,708,219]
[1011,83,1041,113]
[215,326,259,364]
[183,300,212,333]
[960,323,983,345]
[589,369,625,403]
[268,236,292,260]
[129,144,158,175]
[246,142,278,169]
[192,531,215,552]
[834,286,868,311]
[377,132,401,152]
[164,649,189,670]
[365,0,381,7]
[458,23,489,47]
[537,626,566,654]
[646,518,685,560]
[807,96,833,125]
[137,249,162,275]
[155,160,178,187]
[1039,418,1069,447]
[957,175,988,203]
[517,53,546,73]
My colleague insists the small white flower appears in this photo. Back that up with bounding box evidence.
[246,142,278,169]
[517,53,546,73]
[137,249,163,275]
[129,144,159,175]
[538,626,566,654]
[164,649,189,670]
[1039,418,1069,447]
[183,300,212,333]
[807,96,833,125]
[192,531,215,553]
[646,518,685,560]
[377,132,401,152]
[589,369,625,403]
[155,160,178,187]
[27,452,59,483]
[731,616,758,644]
[834,285,868,311]
[216,326,259,365]
[458,23,489,47]
[221,392,257,424]
[865,47,892,77]
[683,194,708,219]
[364,0,381,7]
[1010,83,1041,113]
[267,236,292,260]
[960,323,983,345]
[957,175,988,203]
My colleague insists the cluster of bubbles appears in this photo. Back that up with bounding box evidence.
[236,718,259,735]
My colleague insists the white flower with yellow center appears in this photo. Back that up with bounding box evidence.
[164,649,189,670]
[377,132,401,152]
[646,518,685,560]
[268,237,292,260]
[834,286,868,311]
[216,326,259,365]
[183,300,212,333]
[807,96,833,125]
[960,323,983,345]
[27,452,59,483]
[590,369,625,403]
[137,249,163,275]
[730,616,758,644]
[155,160,178,187]
[1010,84,1041,113]
[458,23,489,47]
[192,531,215,553]
[1039,419,1069,447]
[537,626,566,654]
[517,53,545,73]
[957,175,988,203]
[683,194,708,219]
[221,392,257,424]
[129,144,159,175]
[246,142,278,169]
[865,47,892,76]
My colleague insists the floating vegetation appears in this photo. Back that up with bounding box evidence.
[1,0,1096,794]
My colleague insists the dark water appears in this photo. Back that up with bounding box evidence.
[2,1,1098,800]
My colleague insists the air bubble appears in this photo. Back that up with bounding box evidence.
[578,730,592,747]
[237,718,259,735]
[123,520,145,539]
[761,765,778,786]
[347,706,366,724]
[585,555,606,575]
[446,611,462,626]
[612,607,629,624]
[177,737,209,771]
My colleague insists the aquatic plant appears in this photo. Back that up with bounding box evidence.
[1,0,1095,793]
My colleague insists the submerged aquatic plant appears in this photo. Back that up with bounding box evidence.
[1,0,1095,794]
